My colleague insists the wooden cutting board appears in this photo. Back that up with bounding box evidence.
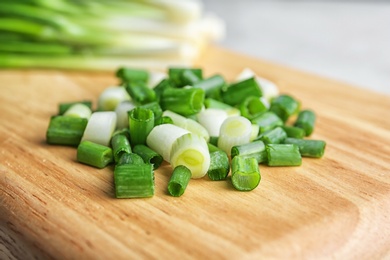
[1,47,389,259]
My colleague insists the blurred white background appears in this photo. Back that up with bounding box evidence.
[203,0,390,95]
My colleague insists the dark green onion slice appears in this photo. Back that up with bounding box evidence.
[294,109,316,136]
[207,143,230,181]
[222,77,262,106]
[167,165,191,197]
[111,133,131,163]
[281,125,306,139]
[77,141,113,169]
[231,140,267,164]
[128,107,154,146]
[266,144,302,166]
[283,137,326,158]
[46,115,88,146]
[269,94,300,122]
[160,87,205,116]
[133,144,163,169]
[257,126,287,145]
[114,163,154,198]
[231,156,261,191]
[251,111,283,134]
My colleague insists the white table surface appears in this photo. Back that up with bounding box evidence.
[204,0,390,95]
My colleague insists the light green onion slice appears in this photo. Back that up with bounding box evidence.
[63,103,92,119]
[218,116,252,156]
[81,111,117,146]
[97,86,131,111]
[170,133,210,179]
[196,108,228,137]
[114,100,137,129]
[146,123,190,162]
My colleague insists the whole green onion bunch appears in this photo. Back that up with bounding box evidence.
[0,0,225,70]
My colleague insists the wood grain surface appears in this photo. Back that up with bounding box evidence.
[1,47,390,259]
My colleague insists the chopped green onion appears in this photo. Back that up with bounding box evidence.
[160,87,205,116]
[222,77,262,106]
[117,152,145,166]
[148,71,167,88]
[218,116,252,156]
[81,111,117,146]
[128,107,154,146]
[294,109,316,136]
[170,133,210,179]
[231,156,261,191]
[114,100,136,129]
[155,115,174,125]
[126,81,157,105]
[133,144,163,169]
[58,100,92,115]
[281,125,306,139]
[77,141,113,169]
[204,98,240,116]
[257,126,287,144]
[146,123,190,162]
[116,67,149,84]
[168,67,203,87]
[231,140,267,164]
[283,138,326,158]
[256,77,279,102]
[266,144,302,166]
[97,86,131,111]
[193,74,225,99]
[111,133,132,163]
[182,69,201,86]
[140,101,163,124]
[163,110,209,141]
[251,111,283,134]
[46,116,87,146]
[250,124,260,141]
[239,96,267,120]
[153,78,174,101]
[207,143,230,181]
[196,108,228,137]
[269,94,300,122]
[63,103,92,119]
[167,165,191,197]
[114,163,154,198]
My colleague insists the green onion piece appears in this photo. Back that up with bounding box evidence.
[250,124,260,141]
[58,100,92,115]
[140,101,163,123]
[209,136,219,147]
[283,137,326,158]
[231,156,261,191]
[63,103,92,119]
[197,108,228,137]
[117,153,145,166]
[133,144,163,169]
[182,69,201,86]
[218,116,252,156]
[116,67,149,84]
[222,77,262,106]
[114,100,136,129]
[153,78,174,101]
[204,98,232,109]
[193,74,225,99]
[46,116,88,146]
[126,82,156,105]
[97,86,131,111]
[266,144,302,166]
[111,134,132,163]
[155,115,174,125]
[231,140,267,164]
[81,111,117,147]
[170,133,210,179]
[128,107,154,146]
[168,67,203,88]
[207,143,230,181]
[251,111,283,134]
[239,96,267,120]
[77,141,113,169]
[294,109,316,136]
[257,126,287,144]
[114,163,154,198]
[167,165,191,197]
[160,87,205,116]
[269,94,300,122]
[281,125,306,139]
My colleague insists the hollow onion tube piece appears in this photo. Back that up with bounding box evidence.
[115,100,136,129]
[193,74,225,99]
[97,86,131,111]
[81,111,117,146]
[231,156,261,191]
[128,107,154,146]
[221,77,262,106]
[116,67,149,84]
[281,125,306,139]
[126,81,156,105]
[58,100,92,115]
[163,110,209,141]
[140,102,163,124]
[133,144,163,169]
[168,67,202,88]
[269,94,300,122]
[168,165,191,197]
[170,133,210,179]
[218,116,252,156]
[283,137,326,158]
[294,109,316,136]
[46,116,87,146]
[231,140,267,164]
[266,144,302,166]
[160,87,205,116]
[77,141,113,169]
[111,134,132,163]
[197,108,228,137]
[63,103,92,119]
[207,143,230,181]
[251,111,283,134]
[239,96,267,120]
[114,163,154,198]
[117,153,145,166]
[258,126,287,145]
[146,124,190,162]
